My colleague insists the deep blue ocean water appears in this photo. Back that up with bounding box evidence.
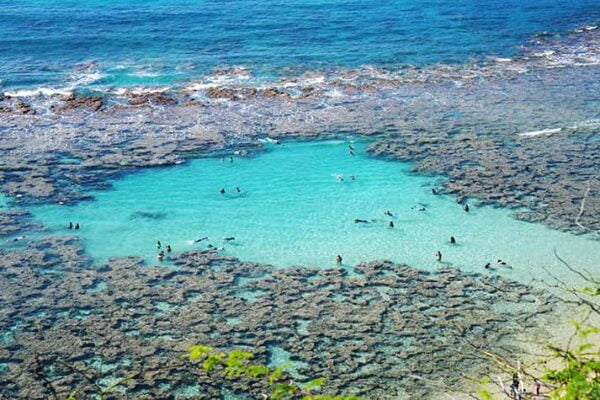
[0,0,598,91]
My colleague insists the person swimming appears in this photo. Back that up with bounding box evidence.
[484,262,492,269]
[224,237,236,242]
[384,210,393,217]
[166,245,172,253]
[389,221,394,228]
[157,241,161,249]
[450,236,456,244]
[497,259,507,265]
[435,251,442,262]
[68,222,73,229]
[354,219,369,223]
[349,175,355,181]
[220,188,225,194]
[194,236,209,243]
[236,187,241,193]
[336,254,343,264]
[464,204,470,212]
[336,175,344,181]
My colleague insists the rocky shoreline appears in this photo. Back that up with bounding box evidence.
[0,227,558,399]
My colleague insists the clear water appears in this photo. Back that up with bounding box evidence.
[30,140,600,287]
[1,0,598,91]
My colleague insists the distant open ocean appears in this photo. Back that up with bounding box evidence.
[1,0,598,96]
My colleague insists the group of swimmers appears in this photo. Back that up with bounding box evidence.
[68,222,80,230]
[219,187,242,195]
[156,240,172,261]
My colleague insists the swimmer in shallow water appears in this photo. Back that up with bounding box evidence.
[194,236,209,243]
[350,175,355,181]
[354,219,369,223]
[464,204,470,212]
[75,223,80,230]
[336,254,343,264]
[384,210,393,217]
[236,187,241,193]
[450,236,456,244]
[389,221,394,228]
[158,251,165,261]
[224,237,235,242]
[336,175,344,181]
[435,251,442,262]
[484,263,492,269]
[348,144,355,151]
[432,188,437,195]
[157,241,161,249]
[68,222,73,229]
[166,245,172,253]
[220,188,225,194]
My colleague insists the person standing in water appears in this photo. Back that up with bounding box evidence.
[450,236,456,244]
[435,251,442,262]
[220,188,225,194]
[75,223,80,230]
[166,245,172,253]
[336,255,343,264]
[389,221,394,228]
[68,222,73,229]
[464,204,470,212]
[157,241,161,249]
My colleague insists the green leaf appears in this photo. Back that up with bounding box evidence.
[304,377,327,391]
[202,352,225,372]
[189,345,213,361]
[245,364,270,378]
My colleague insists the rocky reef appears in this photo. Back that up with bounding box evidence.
[368,129,600,234]
[0,232,557,399]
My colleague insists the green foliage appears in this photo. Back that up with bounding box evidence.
[304,377,327,391]
[188,345,213,361]
[186,345,361,399]
[477,268,599,400]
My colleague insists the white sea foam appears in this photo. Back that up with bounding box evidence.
[518,128,562,137]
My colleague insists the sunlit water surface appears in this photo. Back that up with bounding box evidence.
[29,140,599,287]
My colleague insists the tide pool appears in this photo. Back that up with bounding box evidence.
[30,140,599,286]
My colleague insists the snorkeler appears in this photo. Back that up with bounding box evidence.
[450,236,456,244]
[389,221,394,228]
[166,245,172,253]
[194,236,209,243]
[435,251,442,262]
[336,254,343,264]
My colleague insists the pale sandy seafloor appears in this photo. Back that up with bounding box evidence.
[0,29,599,399]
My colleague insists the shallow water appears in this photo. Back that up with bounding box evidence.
[30,140,599,286]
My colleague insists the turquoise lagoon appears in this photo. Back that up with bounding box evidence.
[28,140,600,287]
